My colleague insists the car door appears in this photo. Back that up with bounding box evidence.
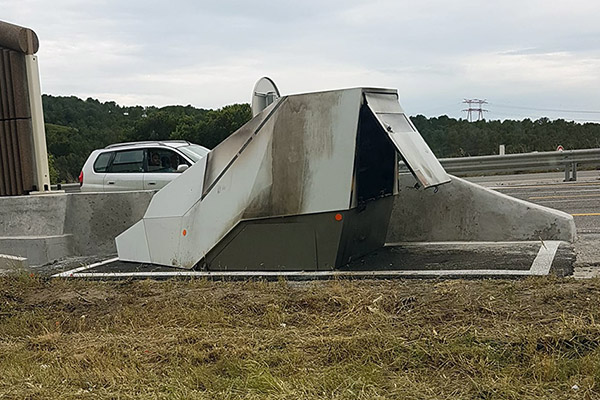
[82,151,112,192]
[103,149,145,191]
[143,148,188,190]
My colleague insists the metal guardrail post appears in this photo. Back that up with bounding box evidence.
[564,162,578,182]
[50,183,80,192]
[399,148,600,179]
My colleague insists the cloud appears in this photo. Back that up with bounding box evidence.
[462,51,600,92]
[2,0,599,120]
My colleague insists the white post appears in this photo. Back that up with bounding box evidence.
[24,54,50,192]
[499,144,505,156]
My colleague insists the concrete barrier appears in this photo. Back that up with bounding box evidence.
[0,173,577,266]
[64,191,154,256]
[0,191,154,265]
[0,235,72,266]
[0,193,67,236]
[386,174,576,243]
[0,254,28,273]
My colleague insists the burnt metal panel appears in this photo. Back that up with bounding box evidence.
[203,198,393,272]
[0,48,29,120]
[0,45,35,195]
[336,196,395,266]
[0,121,10,195]
[0,119,34,195]
[202,101,280,198]
[116,86,446,270]
[15,118,34,193]
[206,222,318,271]
[203,211,346,271]
[0,49,11,120]
[352,104,398,205]
[364,91,450,188]
[9,119,22,194]
[1,121,14,194]
[8,50,30,119]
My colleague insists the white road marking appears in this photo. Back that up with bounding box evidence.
[66,269,541,279]
[54,242,564,279]
[52,257,119,278]
[530,241,561,275]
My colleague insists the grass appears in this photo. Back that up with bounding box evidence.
[1,275,600,399]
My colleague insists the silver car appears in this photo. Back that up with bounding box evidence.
[79,140,209,192]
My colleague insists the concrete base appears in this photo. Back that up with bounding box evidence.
[53,240,574,279]
[0,253,28,273]
[30,190,65,195]
[0,191,154,266]
[387,174,576,243]
[0,193,68,236]
[0,234,73,266]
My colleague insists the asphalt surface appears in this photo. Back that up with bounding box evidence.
[53,240,571,279]
[466,170,600,278]
[468,170,600,234]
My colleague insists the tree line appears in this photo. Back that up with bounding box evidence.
[42,95,600,183]
[43,95,251,183]
[410,115,600,158]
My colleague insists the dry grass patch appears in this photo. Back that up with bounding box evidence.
[1,275,600,399]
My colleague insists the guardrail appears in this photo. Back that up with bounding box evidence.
[47,148,600,193]
[401,148,600,181]
[50,183,80,193]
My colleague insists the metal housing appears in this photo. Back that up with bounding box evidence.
[116,87,450,270]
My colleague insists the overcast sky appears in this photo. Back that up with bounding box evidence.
[3,0,600,121]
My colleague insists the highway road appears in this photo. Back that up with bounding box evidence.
[468,170,600,234]
[466,170,600,277]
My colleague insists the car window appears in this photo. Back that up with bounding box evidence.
[171,153,190,168]
[146,148,186,173]
[178,144,209,162]
[108,150,144,173]
[93,152,113,172]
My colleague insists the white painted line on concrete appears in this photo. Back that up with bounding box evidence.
[54,240,564,280]
[0,253,29,271]
[572,213,600,216]
[0,254,27,262]
[65,268,540,279]
[530,241,561,275]
[387,241,542,246]
[489,182,600,190]
[52,257,119,278]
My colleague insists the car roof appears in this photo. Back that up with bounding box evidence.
[104,140,194,150]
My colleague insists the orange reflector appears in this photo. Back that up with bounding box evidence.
[335,213,343,221]
[182,229,187,236]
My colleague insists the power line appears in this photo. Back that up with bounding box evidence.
[487,110,600,123]
[490,103,600,114]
